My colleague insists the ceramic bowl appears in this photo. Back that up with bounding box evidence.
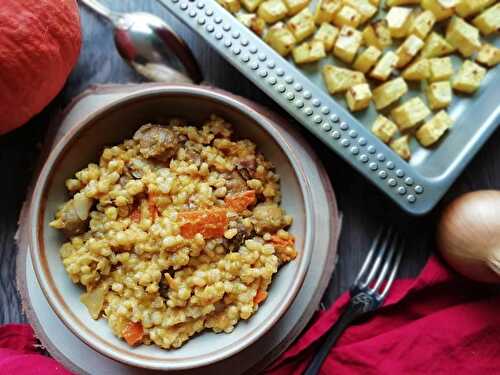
[29,85,315,370]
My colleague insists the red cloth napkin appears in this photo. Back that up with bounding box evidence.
[266,256,500,375]
[0,324,71,374]
[1,256,499,374]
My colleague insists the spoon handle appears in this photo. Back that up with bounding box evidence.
[80,0,119,22]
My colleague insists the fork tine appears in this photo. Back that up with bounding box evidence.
[360,226,394,289]
[352,227,385,287]
[371,232,400,292]
[379,240,404,300]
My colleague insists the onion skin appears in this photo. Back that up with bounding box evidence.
[437,190,500,283]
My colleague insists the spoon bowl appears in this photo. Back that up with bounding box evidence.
[81,0,202,83]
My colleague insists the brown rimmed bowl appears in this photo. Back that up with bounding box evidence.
[29,85,317,370]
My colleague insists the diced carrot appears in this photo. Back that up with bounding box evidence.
[270,234,295,249]
[178,208,228,239]
[130,207,141,223]
[224,190,257,212]
[253,290,268,305]
[122,322,144,346]
[148,193,158,221]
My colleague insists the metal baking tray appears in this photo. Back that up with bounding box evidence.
[159,0,500,215]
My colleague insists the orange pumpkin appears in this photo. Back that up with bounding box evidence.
[0,0,81,134]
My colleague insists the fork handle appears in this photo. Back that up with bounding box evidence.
[303,300,366,375]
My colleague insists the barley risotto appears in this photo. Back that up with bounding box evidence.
[49,115,297,350]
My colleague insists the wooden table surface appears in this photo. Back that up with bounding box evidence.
[1,0,499,324]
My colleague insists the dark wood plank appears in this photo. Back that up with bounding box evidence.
[1,0,499,326]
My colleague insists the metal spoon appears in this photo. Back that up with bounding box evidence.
[80,0,202,83]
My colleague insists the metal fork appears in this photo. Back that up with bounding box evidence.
[304,227,404,375]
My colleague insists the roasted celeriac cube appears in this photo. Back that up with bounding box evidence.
[258,0,288,23]
[346,83,373,111]
[426,81,453,109]
[396,35,424,68]
[344,0,377,23]
[420,32,455,58]
[237,14,267,36]
[287,8,316,42]
[416,111,453,147]
[372,115,399,143]
[402,59,430,80]
[456,0,495,18]
[390,135,411,160]
[265,23,296,56]
[362,21,392,50]
[386,6,413,38]
[353,46,382,73]
[370,51,398,81]
[314,0,342,24]
[421,0,454,21]
[437,0,459,8]
[473,4,500,36]
[386,0,419,6]
[446,17,481,58]
[283,0,309,15]
[362,24,381,49]
[476,44,500,67]
[408,10,436,40]
[372,77,408,109]
[314,23,339,52]
[332,5,362,28]
[322,65,366,94]
[391,97,431,130]
[292,40,326,63]
[428,57,454,82]
[452,60,486,94]
[333,26,363,63]
[218,0,241,13]
[241,0,264,12]
[373,20,393,49]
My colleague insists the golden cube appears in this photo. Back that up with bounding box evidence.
[346,83,373,112]
[370,51,398,81]
[258,0,288,23]
[292,40,326,64]
[372,77,408,110]
[396,35,424,68]
[372,115,399,143]
[452,60,487,94]
[446,17,481,58]
[473,3,500,36]
[353,46,382,73]
[416,110,453,147]
[333,26,363,64]
[287,8,317,42]
[322,65,366,94]
[313,23,339,52]
[420,32,455,58]
[426,81,452,110]
[476,44,500,67]
[332,5,362,28]
[428,57,454,82]
[391,97,431,130]
[402,59,430,81]
[386,6,413,38]
[390,135,411,160]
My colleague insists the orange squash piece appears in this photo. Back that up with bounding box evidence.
[178,208,228,239]
[122,322,144,346]
[270,234,295,249]
[225,190,257,212]
[253,290,268,305]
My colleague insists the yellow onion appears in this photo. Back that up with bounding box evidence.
[437,190,500,283]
